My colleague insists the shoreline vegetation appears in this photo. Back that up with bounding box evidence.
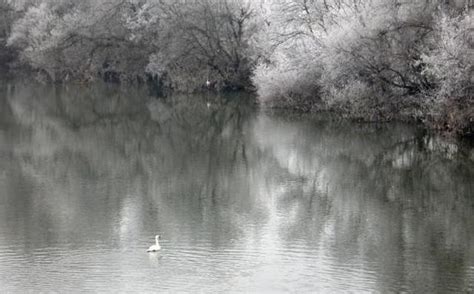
[0,0,472,138]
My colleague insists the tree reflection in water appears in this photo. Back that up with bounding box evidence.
[0,82,472,292]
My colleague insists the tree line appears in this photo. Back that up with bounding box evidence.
[0,0,472,136]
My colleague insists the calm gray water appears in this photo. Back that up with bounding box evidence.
[0,83,473,293]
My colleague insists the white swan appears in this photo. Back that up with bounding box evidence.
[147,235,161,252]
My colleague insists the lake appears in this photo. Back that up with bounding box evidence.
[0,82,473,292]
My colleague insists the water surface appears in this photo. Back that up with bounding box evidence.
[0,83,473,292]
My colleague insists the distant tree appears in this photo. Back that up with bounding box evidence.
[252,0,473,130]
[144,0,258,92]
[8,0,154,82]
[0,0,17,71]
[7,0,260,91]
[421,11,473,135]
[2,0,473,136]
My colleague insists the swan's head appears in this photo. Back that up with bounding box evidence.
[155,235,161,240]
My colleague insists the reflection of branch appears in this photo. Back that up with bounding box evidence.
[372,136,419,165]
[71,112,144,129]
[383,137,419,153]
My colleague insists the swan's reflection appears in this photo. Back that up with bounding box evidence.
[148,252,163,266]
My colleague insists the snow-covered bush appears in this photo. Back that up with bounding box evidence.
[252,0,472,134]
[422,13,472,104]
[421,12,473,135]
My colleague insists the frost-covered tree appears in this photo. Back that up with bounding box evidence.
[8,0,157,82]
[3,0,473,135]
[143,0,258,92]
[421,11,473,135]
[0,0,17,70]
[7,0,260,91]
[252,0,473,133]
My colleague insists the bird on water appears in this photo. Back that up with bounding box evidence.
[147,235,161,252]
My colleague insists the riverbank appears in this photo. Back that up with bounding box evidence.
[2,1,471,138]
[258,92,473,139]
[1,74,472,139]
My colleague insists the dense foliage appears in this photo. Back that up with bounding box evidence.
[0,0,17,73]
[3,0,258,91]
[253,0,473,136]
[0,0,473,136]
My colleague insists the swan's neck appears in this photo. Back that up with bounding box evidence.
[155,236,160,246]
